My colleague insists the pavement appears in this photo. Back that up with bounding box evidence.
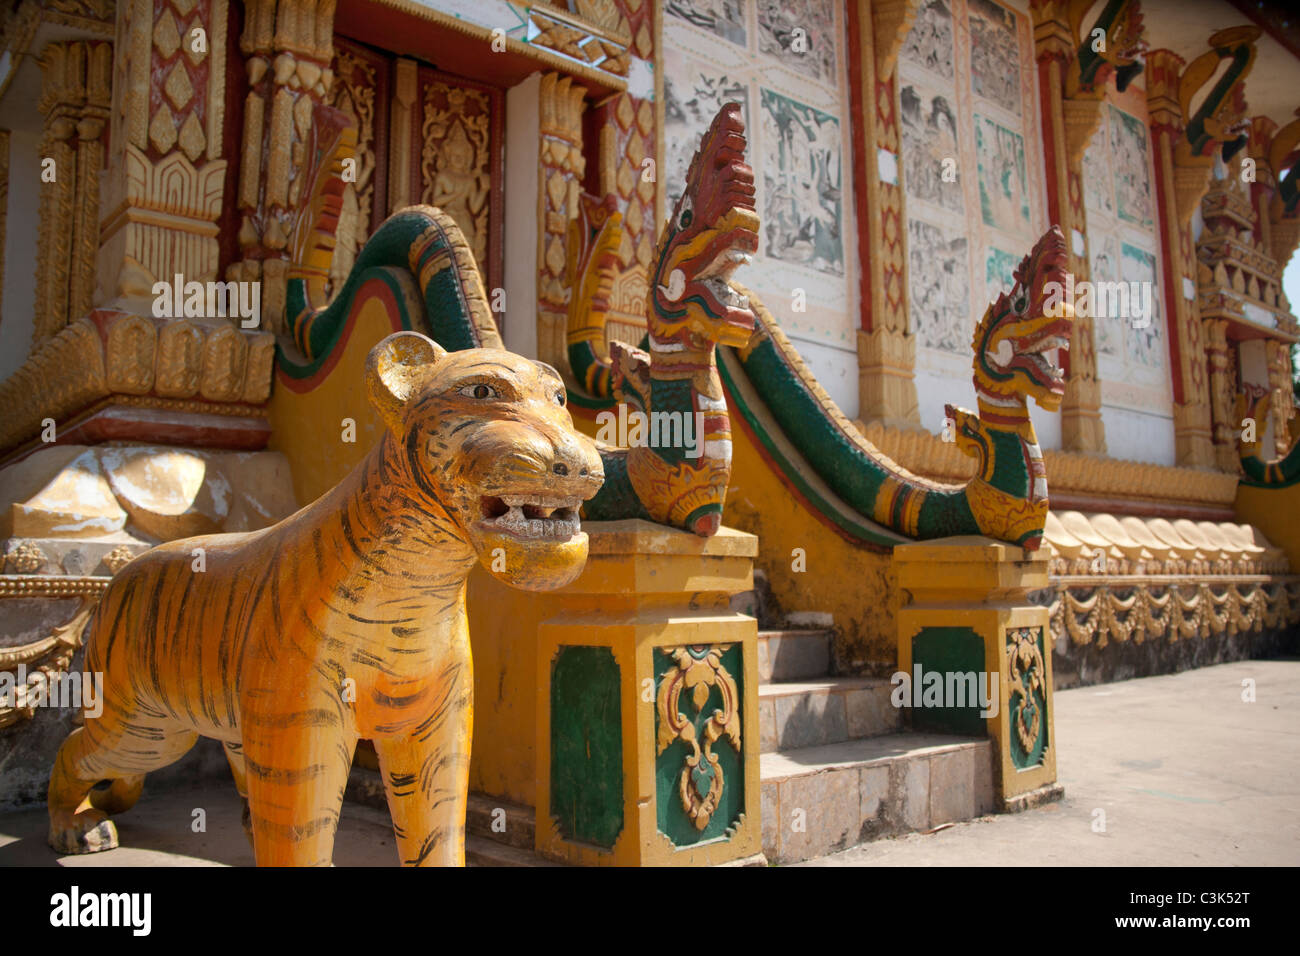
[0,657,1296,867]
[800,657,1300,866]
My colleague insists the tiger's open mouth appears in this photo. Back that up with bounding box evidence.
[478,494,584,541]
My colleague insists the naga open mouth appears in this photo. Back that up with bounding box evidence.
[479,494,584,541]
[1013,319,1073,392]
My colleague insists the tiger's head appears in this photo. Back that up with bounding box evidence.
[367,332,604,591]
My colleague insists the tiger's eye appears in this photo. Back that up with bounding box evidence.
[555,390,566,406]
[474,384,491,399]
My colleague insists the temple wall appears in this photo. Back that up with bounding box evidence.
[1082,82,1177,465]
[661,1,860,416]
[897,0,1056,442]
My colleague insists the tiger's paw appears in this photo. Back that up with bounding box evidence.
[49,809,119,855]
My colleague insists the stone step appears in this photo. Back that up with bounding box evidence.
[760,733,994,865]
[465,792,535,851]
[466,834,558,867]
[347,765,541,853]
[757,628,833,682]
[759,677,899,752]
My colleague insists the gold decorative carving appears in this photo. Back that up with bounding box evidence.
[0,596,97,730]
[7,542,50,574]
[872,0,920,81]
[328,48,377,292]
[229,0,337,336]
[655,645,741,832]
[96,0,231,319]
[1050,578,1300,648]
[857,327,919,428]
[421,82,492,272]
[537,72,587,370]
[101,545,138,574]
[0,314,274,453]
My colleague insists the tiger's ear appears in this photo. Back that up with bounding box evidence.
[366,331,447,432]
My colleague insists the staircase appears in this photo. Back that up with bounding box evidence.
[345,580,996,866]
[756,625,996,864]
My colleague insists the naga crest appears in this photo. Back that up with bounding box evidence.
[651,102,760,349]
[1070,0,1146,95]
[972,225,1073,412]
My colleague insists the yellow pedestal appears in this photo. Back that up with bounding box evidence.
[894,536,1060,809]
[468,519,762,865]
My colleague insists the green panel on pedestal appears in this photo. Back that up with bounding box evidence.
[910,626,986,736]
[654,644,744,847]
[1007,625,1049,769]
[550,646,623,848]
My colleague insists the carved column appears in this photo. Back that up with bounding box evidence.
[850,0,920,429]
[1146,50,1213,468]
[1265,339,1295,458]
[33,41,111,347]
[1202,318,1237,471]
[229,0,336,336]
[95,0,229,310]
[386,58,418,215]
[537,72,586,371]
[1028,0,1112,454]
[1146,30,1258,469]
[1254,111,1300,281]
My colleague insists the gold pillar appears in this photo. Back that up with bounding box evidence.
[1147,49,1213,468]
[852,0,920,429]
[229,0,337,335]
[33,41,111,347]
[1029,0,1113,453]
[537,72,586,371]
[95,0,229,311]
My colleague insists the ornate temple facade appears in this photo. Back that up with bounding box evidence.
[1,0,1297,865]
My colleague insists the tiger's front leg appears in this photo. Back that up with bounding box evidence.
[241,681,357,867]
[373,665,473,866]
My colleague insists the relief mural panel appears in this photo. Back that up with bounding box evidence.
[967,0,1020,115]
[1121,242,1163,370]
[899,81,964,214]
[909,218,971,354]
[975,114,1030,234]
[759,88,843,277]
[756,0,836,83]
[984,246,1019,307]
[662,2,855,361]
[1081,87,1172,422]
[902,0,956,81]
[662,53,750,214]
[665,0,747,47]
[900,0,1044,362]
[1110,106,1154,229]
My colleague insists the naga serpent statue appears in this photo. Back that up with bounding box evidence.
[284,101,1072,548]
[1236,385,1300,486]
[568,183,1074,549]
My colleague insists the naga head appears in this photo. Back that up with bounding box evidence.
[972,225,1073,413]
[652,103,760,350]
[1071,0,1146,95]
[366,332,604,591]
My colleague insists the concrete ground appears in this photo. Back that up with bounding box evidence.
[801,657,1300,866]
[0,658,1295,866]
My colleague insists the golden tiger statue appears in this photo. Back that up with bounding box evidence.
[47,331,604,865]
